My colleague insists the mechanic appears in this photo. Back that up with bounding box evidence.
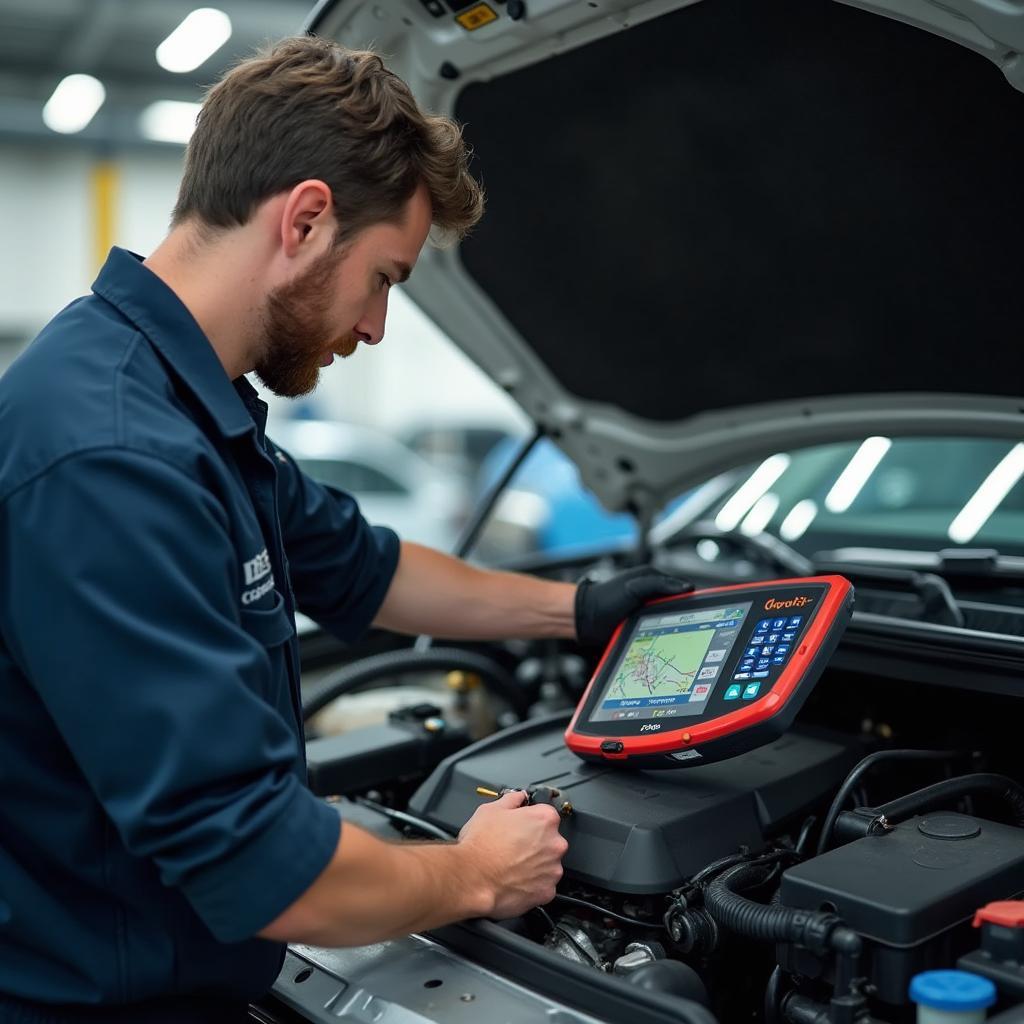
[0,36,688,1024]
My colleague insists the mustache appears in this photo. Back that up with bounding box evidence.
[333,333,360,358]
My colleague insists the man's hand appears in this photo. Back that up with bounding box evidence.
[258,793,568,947]
[458,790,569,919]
[575,566,693,647]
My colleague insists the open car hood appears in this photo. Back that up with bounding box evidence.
[308,0,1024,520]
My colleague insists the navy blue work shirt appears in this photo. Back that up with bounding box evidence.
[0,248,400,1015]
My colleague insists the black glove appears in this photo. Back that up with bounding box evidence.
[574,566,694,648]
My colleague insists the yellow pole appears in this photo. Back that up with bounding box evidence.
[91,158,118,271]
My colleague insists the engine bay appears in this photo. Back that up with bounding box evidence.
[277,560,1024,1024]
[396,712,1024,1022]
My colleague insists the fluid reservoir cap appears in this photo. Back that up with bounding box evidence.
[974,900,1024,929]
[917,813,981,840]
[909,971,996,1011]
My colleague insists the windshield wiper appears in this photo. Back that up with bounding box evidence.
[669,520,815,578]
[814,547,1024,588]
[811,559,965,627]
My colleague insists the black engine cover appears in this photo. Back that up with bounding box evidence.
[779,812,1024,1004]
[409,714,858,894]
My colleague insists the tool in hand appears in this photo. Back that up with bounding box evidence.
[476,784,574,818]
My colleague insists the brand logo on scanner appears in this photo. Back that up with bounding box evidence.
[242,549,275,605]
[764,595,812,611]
[640,723,662,732]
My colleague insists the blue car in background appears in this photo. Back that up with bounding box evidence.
[479,438,636,560]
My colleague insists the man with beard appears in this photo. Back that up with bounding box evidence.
[0,37,687,1023]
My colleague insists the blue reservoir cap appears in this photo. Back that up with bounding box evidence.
[909,971,996,1011]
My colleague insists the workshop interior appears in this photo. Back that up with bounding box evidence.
[5,0,1024,1022]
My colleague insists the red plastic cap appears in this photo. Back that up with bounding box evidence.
[974,901,1024,929]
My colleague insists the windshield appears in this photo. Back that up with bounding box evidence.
[693,437,1024,559]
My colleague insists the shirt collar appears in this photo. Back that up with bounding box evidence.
[92,247,257,439]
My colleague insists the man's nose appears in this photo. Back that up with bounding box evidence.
[354,311,385,346]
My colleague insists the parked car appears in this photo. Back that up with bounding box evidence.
[401,420,516,485]
[479,436,638,559]
[269,419,468,554]
[258,2,1024,1024]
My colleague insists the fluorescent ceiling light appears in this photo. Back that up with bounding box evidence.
[740,493,780,537]
[779,499,819,543]
[139,100,202,144]
[42,74,105,134]
[948,443,1024,544]
[156,8,232,73]
[714,454,790,532]
[824,436,892,513]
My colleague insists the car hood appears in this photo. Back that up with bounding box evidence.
[308,0,1024,520]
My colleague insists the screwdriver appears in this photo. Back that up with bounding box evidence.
[476,785,574,818]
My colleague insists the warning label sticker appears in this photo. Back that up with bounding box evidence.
[456,3,498,31]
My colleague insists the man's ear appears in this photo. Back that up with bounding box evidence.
[279,180,334,258]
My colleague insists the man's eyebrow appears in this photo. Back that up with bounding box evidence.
[392,260,412,284]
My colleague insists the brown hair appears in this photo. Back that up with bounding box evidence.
[172,36,483,245]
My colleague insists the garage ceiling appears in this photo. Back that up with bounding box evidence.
[0,0,312,148]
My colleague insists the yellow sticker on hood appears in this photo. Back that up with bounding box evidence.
[456,3,498,31]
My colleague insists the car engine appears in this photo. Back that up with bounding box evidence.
[393,709,1024,1022]
[292,618,1024,1024]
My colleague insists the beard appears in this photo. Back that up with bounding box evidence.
[254,250,359,398]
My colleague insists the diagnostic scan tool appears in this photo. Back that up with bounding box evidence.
[565,576,853,768]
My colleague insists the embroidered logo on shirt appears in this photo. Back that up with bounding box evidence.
[241,549,275,605]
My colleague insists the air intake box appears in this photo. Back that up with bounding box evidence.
[779,812,1024,1004]
[410,714,858,894]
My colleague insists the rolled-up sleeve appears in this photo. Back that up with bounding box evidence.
[0,448,340,943]
[269,441,400,642]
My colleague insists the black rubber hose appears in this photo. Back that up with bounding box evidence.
[817,748,959,855]
[626,960,711,1008]
[704,863,859,959]
[782,993,828,1024]
[795,816,817,857]
[764,966,785,1024]
[782,993,885,1024]
[836,773,1024,841]
[351,796,456,842]
[687,848,752,887]
[302,647,530,722]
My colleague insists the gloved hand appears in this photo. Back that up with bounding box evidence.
[574,566,694,648]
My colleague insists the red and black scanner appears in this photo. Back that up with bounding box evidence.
[565,576,853,768]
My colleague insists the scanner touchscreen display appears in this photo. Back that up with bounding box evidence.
[589,602,752,723]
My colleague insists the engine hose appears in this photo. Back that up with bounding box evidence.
[816,748,959,855]
[764,966,785,1024]
[687,849,752,887]
[835,772,1024,843]
[301,646,530,723]
[782,993,884,1024]
[352,796,455,842]
[704,862,861,961]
